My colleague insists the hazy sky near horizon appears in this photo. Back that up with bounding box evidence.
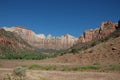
[0,0,120,37]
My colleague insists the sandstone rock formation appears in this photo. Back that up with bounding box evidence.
[78,21,117,43]
[3,27,78,49]
[0,29,32,55]
[3,21,117,49]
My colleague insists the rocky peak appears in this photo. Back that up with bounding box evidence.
[78,21,117,43]
[37,34,46,39]
[63,34,76,39]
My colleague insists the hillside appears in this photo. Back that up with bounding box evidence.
[42,33,120,66]
[41,23,120,66]
[0,29,33,56]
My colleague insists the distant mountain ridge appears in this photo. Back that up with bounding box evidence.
[2,20,118,50]
[3,27,78,49]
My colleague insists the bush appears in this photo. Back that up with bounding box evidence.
[13,66,26,77]
[71,48,79,54]
[4,74,26,80]
[91,41,96,47]
[4,67,26,80]
[109,65,120,70]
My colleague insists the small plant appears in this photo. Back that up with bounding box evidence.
[13,66,26,77]
[3,66,26,80]
[71,48,79,54]
[4,74,26,80]
[91,41,96,47]
[4,74,12,80]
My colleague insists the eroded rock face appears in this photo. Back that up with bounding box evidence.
[78,21,117,43]
[3,27,78,49]
[98,21,117,39]
[0,38,29,50]
[3,21,116,49]
[0,29,32,55]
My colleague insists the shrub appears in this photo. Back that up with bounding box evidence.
[4,67,26,80]
[91,41,96,47]
[4,74,26,80]
[13,66,26,77]
[71,48,79,54]
[109,65,120,70]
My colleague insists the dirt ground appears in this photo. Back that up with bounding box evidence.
[0,60,120,80]
[0,68,120,80]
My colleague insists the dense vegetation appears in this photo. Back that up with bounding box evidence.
[27,64,102,71]
[0,52,55,60]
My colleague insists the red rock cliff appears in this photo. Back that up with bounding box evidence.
[78,21,117,43]
[4,27,78,49]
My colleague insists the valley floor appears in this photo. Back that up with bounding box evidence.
[0,60,120,80]
[0,68,120,80]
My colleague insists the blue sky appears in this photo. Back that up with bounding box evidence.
[0,0,120,37]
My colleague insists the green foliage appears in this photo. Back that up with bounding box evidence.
[28,64,57,70]
[13,66,26,77]
[60,52,66,56]
[69,42,91,54]
[109,65,120,70]
[62,65,101,71]
[71,48,79,54]
[59,50,68,56]
[91,41,97,47]
[0,52,54,60]
[28,64,101,71]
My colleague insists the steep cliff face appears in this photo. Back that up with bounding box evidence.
[3,27,78,49]
[3,21,116,50]
[78,21,117,43]
[0,29,32,55]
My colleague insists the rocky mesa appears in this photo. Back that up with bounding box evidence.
[3,27,78,49]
